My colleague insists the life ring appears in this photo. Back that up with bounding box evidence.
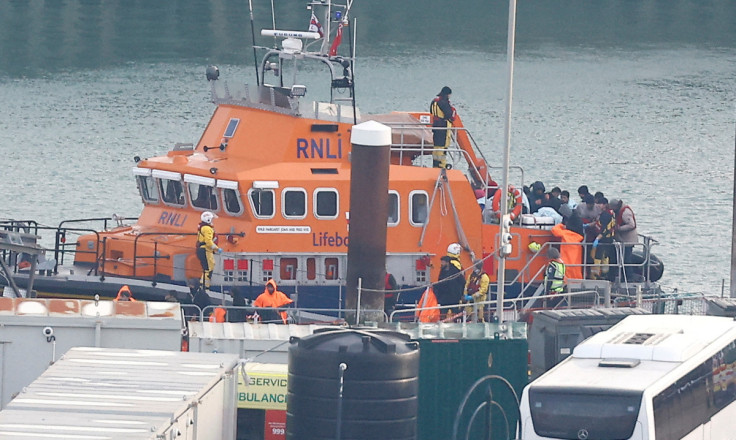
[492,185,522,221]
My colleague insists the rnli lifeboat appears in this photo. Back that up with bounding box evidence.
[0,1,662,309]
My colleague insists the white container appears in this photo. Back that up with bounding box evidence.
[0,347,239,440]
[520,214,555,230]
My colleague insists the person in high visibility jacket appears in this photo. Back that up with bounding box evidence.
[463,262,489,322]
[544,247,566,294]
[114,285,137,302]
[253,279,293,324]
[429,86,456,169]
[196,211,221,289]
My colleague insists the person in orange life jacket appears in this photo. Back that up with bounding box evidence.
[463,262,489,322]
[208,307,226,323]
[434,243,464,318]
[196,211,222,289]
[383,272,398,316]
[550,212,584,280]
[609,198,638,281]
[429,86,456,169]
[253,279,293,324]
[592,197,618,281]
[114,285,137,302]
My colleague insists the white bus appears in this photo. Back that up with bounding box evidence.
[519,315,736,440]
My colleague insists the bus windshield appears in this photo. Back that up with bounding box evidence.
[529,387,642,440]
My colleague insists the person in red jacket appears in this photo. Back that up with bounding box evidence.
[253,279,293,324]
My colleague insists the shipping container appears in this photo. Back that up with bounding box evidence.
[0,347,239,440]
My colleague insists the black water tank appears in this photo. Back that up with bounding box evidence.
[287,329,419,440]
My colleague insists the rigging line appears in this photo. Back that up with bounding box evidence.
[418,169,445,247]
[441,175,475,261]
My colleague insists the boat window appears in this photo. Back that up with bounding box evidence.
[388,191,399,226]
[280,258,298,280]
[410,191,429,226]
[314,188,338,219]
[283,188,307,219]
[306,258,316,281]
[222,188,243,216]
[224,118,239,138]
[137,175,159,204]
[188,182,219,211]
[325,258,339,280]
[249,189,275,219]
[159,178,185,207]
[529,387,642,440]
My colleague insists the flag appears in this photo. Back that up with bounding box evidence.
[329,22,344,56]
[308,12,324,38]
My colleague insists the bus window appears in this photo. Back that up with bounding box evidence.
[528,388,641,440]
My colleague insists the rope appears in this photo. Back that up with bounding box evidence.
[441,173,475,261]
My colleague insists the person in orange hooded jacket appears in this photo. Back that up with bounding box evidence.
[253,279,293,324]
[114,285,137,302]
[550,212,585,280]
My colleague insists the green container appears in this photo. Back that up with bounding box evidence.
[415,335,528,440]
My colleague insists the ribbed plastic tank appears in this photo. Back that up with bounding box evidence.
[287,329,420,440]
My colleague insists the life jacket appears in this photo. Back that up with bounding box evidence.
[547,259,566,293]
[466,271,485,295]
[616,205,637,229]
[196,222,217,249]
[429,96,454,125]
[597,209,616,240]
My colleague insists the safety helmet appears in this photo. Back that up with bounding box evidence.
[447,243,462,258]
[201,211,215,225]
[528,242,541,253]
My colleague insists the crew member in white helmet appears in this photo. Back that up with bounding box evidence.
[196,211,222,289]
[434,242,464,319]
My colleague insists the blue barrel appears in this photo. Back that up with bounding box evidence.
[287,329,420,440]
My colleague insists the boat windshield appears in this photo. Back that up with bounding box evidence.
[529,387,642,440]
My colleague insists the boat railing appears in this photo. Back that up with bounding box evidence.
[389,289,608,324]
[210,81,358,123]
[382,121,526,192]
[0,219,40,236]
[505,237,657,290]
[196,304,387,325]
